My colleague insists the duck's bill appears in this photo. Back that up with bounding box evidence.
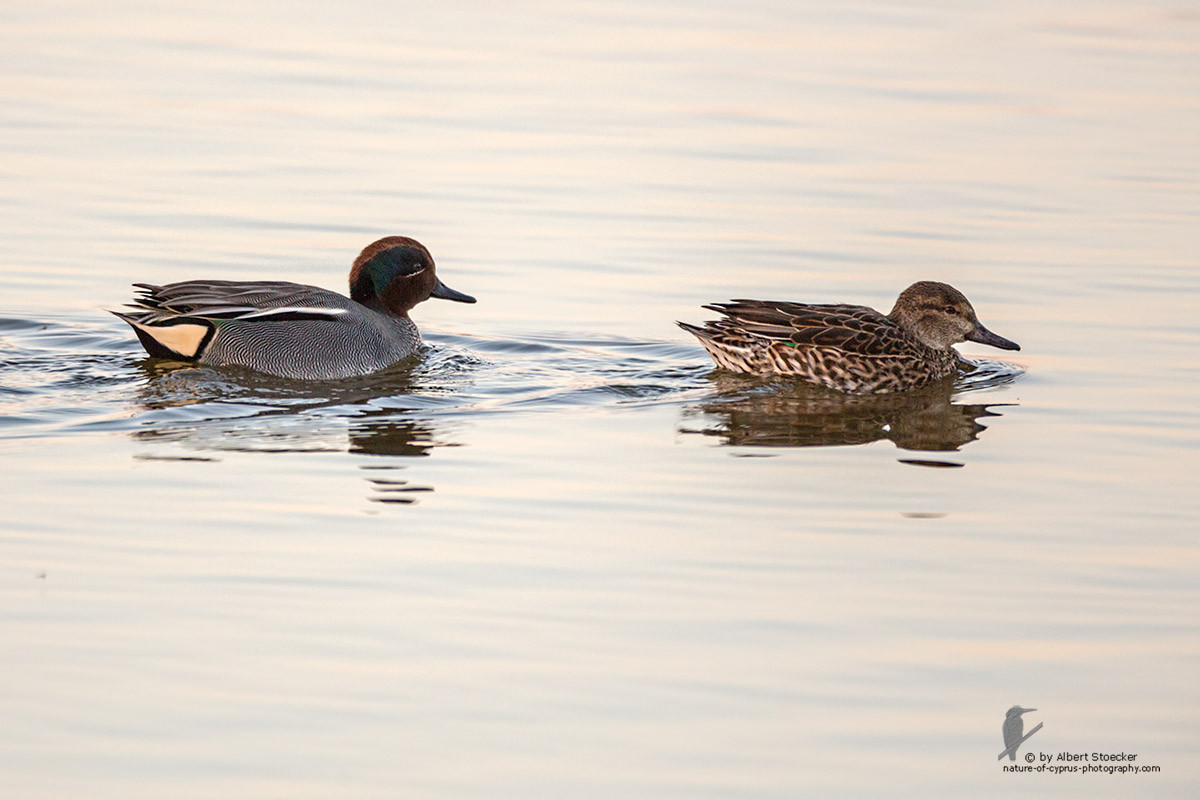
[430,279,476,304]
[967,324,1020,351]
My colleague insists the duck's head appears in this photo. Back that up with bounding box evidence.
[349,236,476,316]
[888,281,1019,352]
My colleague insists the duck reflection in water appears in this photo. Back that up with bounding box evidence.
[127,359,458,505]
[682,368,1015,456]
[349,416,447,504]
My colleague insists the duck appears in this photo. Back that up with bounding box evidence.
[112,236,476,380]
[678,281,1019,394]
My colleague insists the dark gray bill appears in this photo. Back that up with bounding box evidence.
[967,323,1020,351]
[430,279,476,304]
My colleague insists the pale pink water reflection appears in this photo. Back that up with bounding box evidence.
[1,0,1198,797]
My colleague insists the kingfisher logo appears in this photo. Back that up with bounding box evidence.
[998,708,1163,774]
[998,706,1042,761]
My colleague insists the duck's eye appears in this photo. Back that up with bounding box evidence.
[943,305,957,314]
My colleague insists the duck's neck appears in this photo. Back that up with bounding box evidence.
[357,295,387,314]
[889,309,951,352]
[886,305,921,338]
[354,290,414,320]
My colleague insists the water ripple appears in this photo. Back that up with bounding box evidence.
[1,311,1021,460]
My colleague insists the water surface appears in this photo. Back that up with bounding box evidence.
[1,1,1198,797]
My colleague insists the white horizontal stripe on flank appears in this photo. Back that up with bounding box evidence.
[237,307,348,319]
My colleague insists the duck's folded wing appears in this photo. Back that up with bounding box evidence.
[702,300,906,356]
[127,280,351,323]
[112,280,351,361]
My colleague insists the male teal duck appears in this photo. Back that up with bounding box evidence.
[679,281,1019,394]
[112,236,476,380]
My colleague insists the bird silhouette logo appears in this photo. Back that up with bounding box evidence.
[998,706,1042,761]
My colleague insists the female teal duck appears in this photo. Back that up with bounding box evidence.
[113,236,476,380]
[679,281,1019,394]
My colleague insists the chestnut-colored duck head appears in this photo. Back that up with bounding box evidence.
[349,236,475,316]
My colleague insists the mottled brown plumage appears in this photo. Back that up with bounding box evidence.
[679,281,1020,394]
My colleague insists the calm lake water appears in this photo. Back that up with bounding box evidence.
[2,1,1198,796]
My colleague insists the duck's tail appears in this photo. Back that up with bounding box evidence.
[110,309,214,361]
[676,320,716,341]
[678,319,766,373]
